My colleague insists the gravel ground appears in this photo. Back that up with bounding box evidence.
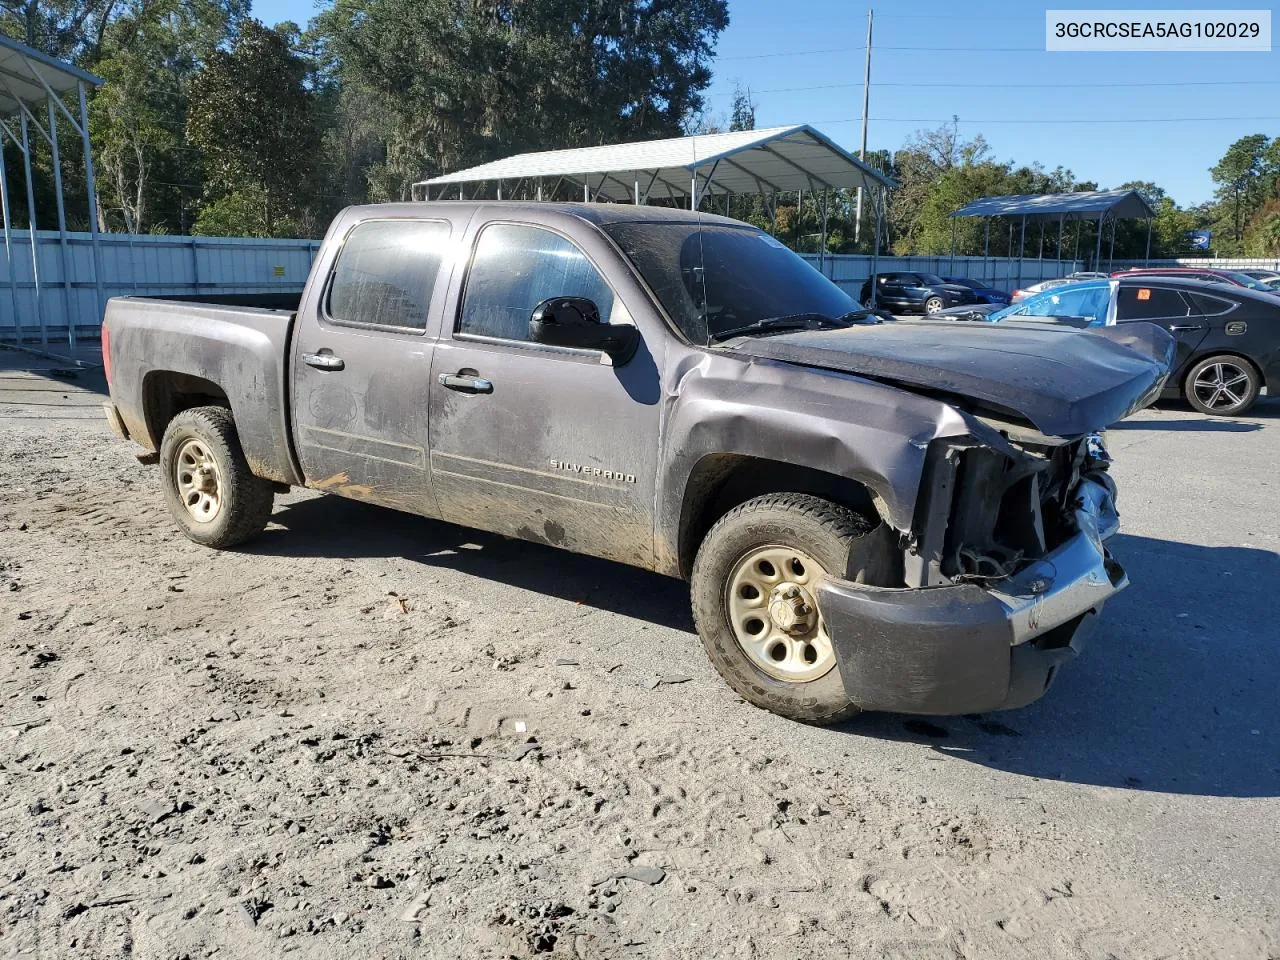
[1,347,1278,959]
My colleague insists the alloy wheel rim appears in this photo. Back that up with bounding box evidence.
[725,544,835,683]
[1192,362,1250,410]
[175,438,222,523]
[925,298,942,314]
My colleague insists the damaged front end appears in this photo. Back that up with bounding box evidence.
[820,426,1127,715]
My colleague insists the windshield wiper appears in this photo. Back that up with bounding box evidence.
[710,309,873,342]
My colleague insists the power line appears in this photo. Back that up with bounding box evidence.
[720,44,1055,59]
[754,78,1280,94]
[778,115,1280,126]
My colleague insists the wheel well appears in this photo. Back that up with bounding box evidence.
[677,454,884,578]
[142,371,231,447]
[1180,351,1262,390]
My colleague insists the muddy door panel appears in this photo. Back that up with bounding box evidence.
[291,218,454,516]
[427,222,661,568]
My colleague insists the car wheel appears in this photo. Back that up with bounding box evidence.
[160,406,275,548]
[1184,355,1261,416]
[923,296,944,314]
[691,493,886,725]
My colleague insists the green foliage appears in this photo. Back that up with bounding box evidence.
[6,0,1279,257]
[313,0,729,200]
[186,19,320,235]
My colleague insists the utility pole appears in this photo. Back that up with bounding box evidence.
[854,8,873,245]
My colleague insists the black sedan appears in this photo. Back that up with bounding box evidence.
[859,272,984,314]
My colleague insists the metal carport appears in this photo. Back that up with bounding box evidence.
[411,124,896,266]
[951,188,1157,274]
[0,34,105,352]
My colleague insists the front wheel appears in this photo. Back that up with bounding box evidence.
[691,493,883,725]
[1184,355,1260,416]
[923,296,944,315]
[159,406,275,548]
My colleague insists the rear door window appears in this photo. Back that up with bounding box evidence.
[1116,286,1192,321]
[326,219,451,331]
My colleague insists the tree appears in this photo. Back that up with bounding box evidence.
[729,83,755,132]
[186,19,320,235]
[1210,134,1271,246]
[313,0,729,201]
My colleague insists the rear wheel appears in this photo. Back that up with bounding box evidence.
[923,296,944,315]
[1184,355,1260,416]
[691,493,884,725]
[160,406,274,548]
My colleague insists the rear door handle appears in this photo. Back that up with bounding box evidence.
[438,372,493,394]
[302,352,345,371]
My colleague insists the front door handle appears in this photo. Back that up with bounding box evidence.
[438,372,493,394]
[1169,324,1204,332]
[302,351,345,371]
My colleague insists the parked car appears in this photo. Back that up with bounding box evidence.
[988,277,1279,415]
[1011,277,1072,301]
[1238,269,1280,290]
[1010,273,1109,302]
[1112,266,1279,295]
[942,276,1011,305]
[858,272,984,314]
[102,202,1173,724]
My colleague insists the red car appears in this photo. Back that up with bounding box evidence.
[1112,267,1278,295]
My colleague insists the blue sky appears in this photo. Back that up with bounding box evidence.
[251,0,1279,206]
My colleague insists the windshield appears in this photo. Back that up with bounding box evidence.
[1221,270,1274,292]
[913,273,945,285]
[946,277,980,289]
[991,281,1110,324]
[602,221,859,344]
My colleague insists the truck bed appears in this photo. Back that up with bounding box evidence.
[104,296,303,485]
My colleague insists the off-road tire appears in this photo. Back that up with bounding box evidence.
[159,406,274,548]
[691,493,881,725]
[1183,354,1261,417]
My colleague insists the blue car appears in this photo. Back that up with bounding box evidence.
[933,280,1110,325]
[942,276,1012,305]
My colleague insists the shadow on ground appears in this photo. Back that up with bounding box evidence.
[252,496,1280,798]
[849,532,1280,798]
[250,492,695,632]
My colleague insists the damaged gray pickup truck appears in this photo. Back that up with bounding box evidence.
[102,203,1174,724]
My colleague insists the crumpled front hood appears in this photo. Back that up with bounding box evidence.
[721,319,1175,437]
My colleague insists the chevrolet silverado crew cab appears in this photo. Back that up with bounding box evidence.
[102,203,1174,724]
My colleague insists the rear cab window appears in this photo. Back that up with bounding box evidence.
[326,219,451,332]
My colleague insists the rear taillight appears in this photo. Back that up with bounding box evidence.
[101,320,112,388]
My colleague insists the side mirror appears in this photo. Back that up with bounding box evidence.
[529,297,639,364]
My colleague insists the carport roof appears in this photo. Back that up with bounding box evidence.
[415,124,896,203]
[0,34,102,117]
[951,188,1155,222]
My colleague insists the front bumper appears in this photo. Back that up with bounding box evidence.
[820,476,1126,715]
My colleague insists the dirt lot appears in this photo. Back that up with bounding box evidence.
[2,347,1278,960]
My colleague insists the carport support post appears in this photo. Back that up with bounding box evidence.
[949,217,956,275]
[0,134,20,344]
[1017,214,1026,293]
[1057,214,1064,269]
[1108,214,1116,271]
[982,218,990,284]
[1093,212,1104,270]
[77,82,106,330]
[1144,217,1152,265]
[47,98,75,350]
[19,113,44,347]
